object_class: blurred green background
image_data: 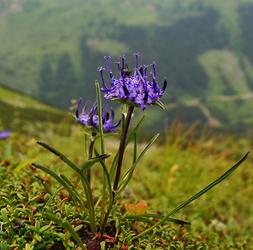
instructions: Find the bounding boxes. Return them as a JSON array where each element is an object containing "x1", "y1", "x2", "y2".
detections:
[{"x1": 0, "y1": 0, "x2": 253, "y2": 131}]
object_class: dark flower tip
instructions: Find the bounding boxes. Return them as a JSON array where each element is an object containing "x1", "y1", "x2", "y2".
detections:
[
  {"x1": 99, "y1": 53, "x2": 166, "y2": 110},
  {"x1": 75, "y1": 98, "x2": 121, "y2": 133}
]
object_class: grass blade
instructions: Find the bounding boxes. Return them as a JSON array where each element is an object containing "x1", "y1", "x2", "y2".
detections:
[
  {"x1": 132, "y1": 152, "x2": 249, "y2": 239},
  {"x1": 38, "y1": 141, "x2": 109, "y2": 176},
  {"x1": 60, "y1": 174, "x2": 83, "y2": 203},
  {"x1": 32, "y1": 163, "x2": 83, "y2": 208},
  {"x1": 95, "y1": 80, "x2": 104, "y2": 154},
  {"x1": 80, "y1": 154, "x2": 110, "y2": 173},
  {"x1": 125, "y1": 214, "x2": 190, "y2": 225},
  {"x1": 133, "y1": 133, "x2": 137, "y2": 164},
  {"x1": 109, "y1": 113, "x2": 126, "y2": 180},
  {"x1": 118, "y1": 133, "x2": 160, "y2": 194},
  {"x1": 126, "y1": 115, "x2": 145, "y2": 145},
  {"x1": 36, "y1": 141, "x2": 102, "y2": 233},
  {"x1": 33, "y1": 175, "x2": 53, "y2": 195},
  {"x1": 46, "y1": 212, "x2": 85, "y2": 250},
  {"x1": 95, "y1": 80, "x2": 107, "y2": 228},
  {"x1": 94, "y1": 149, "x2": 113, "y2": 203},
  {"x1": 37, "y1": 141, "x2": 81, "y2": 174}
]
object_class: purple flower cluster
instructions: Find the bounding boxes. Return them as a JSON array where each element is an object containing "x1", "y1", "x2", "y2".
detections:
[
  {"x1": 75, "y1": 98, "x2": 121, "y2": 133},
  {"x1": 0, "y1": 130, "x2": 10, "y2": 139},
  {"x1": 99, "y1": 53, "x2": 167, "y2": 110}
]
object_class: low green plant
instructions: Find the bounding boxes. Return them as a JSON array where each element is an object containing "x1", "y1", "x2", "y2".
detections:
[{"x1": 33, "y1": 54, "x2": 249, "y2": 249}]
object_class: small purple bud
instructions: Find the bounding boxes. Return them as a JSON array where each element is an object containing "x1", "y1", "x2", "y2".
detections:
[
  {"x1": 137, "y1": 69, "x2": 145, "y2": 84},
  {"x1": 98, "y1": 67, "x2": 108, "y2": 90},
  {"x1": 152, "y1": 62, "x2": 157, "y2": 79},
  {"x1": 0, "y1": 130, "x2": 10, "y2": 139},
  {"x1": 152, "y1": 76, "x2": 158, "y2": 92},
  {"x1": 75, "y1": 98, "x2": 82, "y2": 118},
  {"x1": 143, "y1": 91, "x2": 149, "y2": 103},
  {"x1": 104, "y1": 56, "x2": 113, "y2": 78},
  {"x1": 121, "y1": 55, "x2": 125, "y2": 70},
  {"x1": 123, "y1": 84, "x2": 129, "y2": 96},
  {"x1": 115, "y1": 61, "x2": 121, "y2": 72},
  {"x1": 139, "y1": 66, "x2": 144, "y2": 77},
  {"x1": 143, "y1": 65, "x2": 148, "y2": 79},
  {"x1": 134, "y1": 52, "x2": 140, "y2": 68},
  {"x1": 162, "y1": 79, "x2": 167, "y2": 91}
]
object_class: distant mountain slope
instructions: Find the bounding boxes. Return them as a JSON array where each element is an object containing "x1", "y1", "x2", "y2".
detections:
[
  {"x1": 0, "y1": 84, "x2": 62, "y2": 130},
  {"x1": 0, "y1": 0, "x2": 253, "y2": 129}
]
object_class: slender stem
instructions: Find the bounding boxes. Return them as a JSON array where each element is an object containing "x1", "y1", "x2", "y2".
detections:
[
  {"x1": 80, "y1": 178, "x2": 96, "y2": 233},
  {"x1": 87, "y1": 132, "x2": 96, "y2": 183},
  {"x1": 96, "y1": 82, "x2": 107, "y2": 229},
  {"x1": 113, "y1": 106, "x2": 134, "y2": 195},
  {"x1": 100, "y1": 105, "x2": 134, "y2": 232}
]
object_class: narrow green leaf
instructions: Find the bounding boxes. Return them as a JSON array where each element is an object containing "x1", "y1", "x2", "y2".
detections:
[
  {"x1": 94, "y1": 149, "x2": 113, "y2": 203},
  {"x1": 34, "y1": 175, "x2": 53, "y2": 195},
  {"x1": 43, "y1": 187, "x2": 62, "y2": 213},
  {"x1": 95, "y1": 80, "x2": 104, "y2": 154},
  {"x1": 46, "y1": 213, "x2": 85, "y2": 250},
  {"x1": 32, "y1": 163, "x2": 83, "y2": 208},
  {"x1": 37, "y1": 141, "x2": 81, "y2": 174},
  {"x1": 80, "y1": 154, "x2": 111, "y2": 173},
  {"x1": 125, "y1": 214, "x2": 190, "y2": 225},
  {"x1": 126, "y1": 115, "x2": 145, "y2": 145},
  {"x1": 118, "y1": 133, "x2": 160, "y2": 193},
  {"x1": 39, "y1": 225, "x2": 51, "y2": 233},
  {"x1": 79, "y1": 177, "x2": 96, "y2": 233},
  {"x1": 133, "y1": 152, "x2": 249, "y2": 239},
  {"x1": 95, "y1": 80, "x2": 107, "y2": 229},
  {"x1": 60, "y1": 174, "x2": 83, "y2": 202},
  {"x1": 38, "y1": 140, "x2": 109, "y2": 178},
  {"x1": 133, "y1": 133, "x2": 137, "y2": 164}
]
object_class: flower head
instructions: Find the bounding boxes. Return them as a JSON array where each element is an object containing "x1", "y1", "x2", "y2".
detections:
[
  {"x1": 99, "y1": 53, "x2": 167, "y2": 110},
  {"x1": 75, "y1": 98, "x2": 121, "y2": 133},
  {"x1": 0, "y1": 130, "x2": 10, "y2": 139}
]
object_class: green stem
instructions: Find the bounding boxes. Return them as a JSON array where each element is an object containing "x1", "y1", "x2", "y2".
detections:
[
  {"x1": 113, "y1": 106, "x2": 134, "y2": 195},
  {"x1": 87, "y1": 132, "x2": 96, "y2": 183},
  {"x1": 80, "y1": 178, "x2": 96, "y2": 233},
  {"x1": 100, "y1": 105, "x2": 134, "y2": 232}
]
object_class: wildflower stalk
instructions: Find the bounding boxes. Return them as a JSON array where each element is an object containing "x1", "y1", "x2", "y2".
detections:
[
  {"x1": 113, "y1": 105, "x2": 134, "y2": 196},
  {"x1": 87, "y1": 132, "x2": 96, "y2": 183},
  {"x1": 96, "y1": 81, "x2": 106, "y2": 230},
  {"x1": 100, "y1": 105, "x2": 134, "y2": 232}
]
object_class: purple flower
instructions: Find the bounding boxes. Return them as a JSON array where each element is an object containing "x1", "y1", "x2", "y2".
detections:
[
  {"x1": 75, "y1": 98, "x2": 121, "y2": 133},
  {"x1": 99, "y1": 53, "x2": 167, "y2": 110},
  {"x1": 0, "y1": 130, "x2": 10, "y2": 139}
]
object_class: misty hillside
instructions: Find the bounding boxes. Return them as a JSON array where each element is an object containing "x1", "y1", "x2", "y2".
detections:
[
  {"x1": 0, "y1": 0, "x2": 253, "y2": 129},
  {"x1": 0, "y1": 84, "x2": 62, "y2": 131}
]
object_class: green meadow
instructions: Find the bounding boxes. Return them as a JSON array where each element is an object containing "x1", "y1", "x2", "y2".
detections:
[{"x1": 0, "y1": 87, "x2": 252, "y2": 249}]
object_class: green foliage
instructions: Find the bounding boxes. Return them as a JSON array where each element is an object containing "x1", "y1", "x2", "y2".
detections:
[{"x1": 0, "y1": 123, "x2": 252, "y2": 248}]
